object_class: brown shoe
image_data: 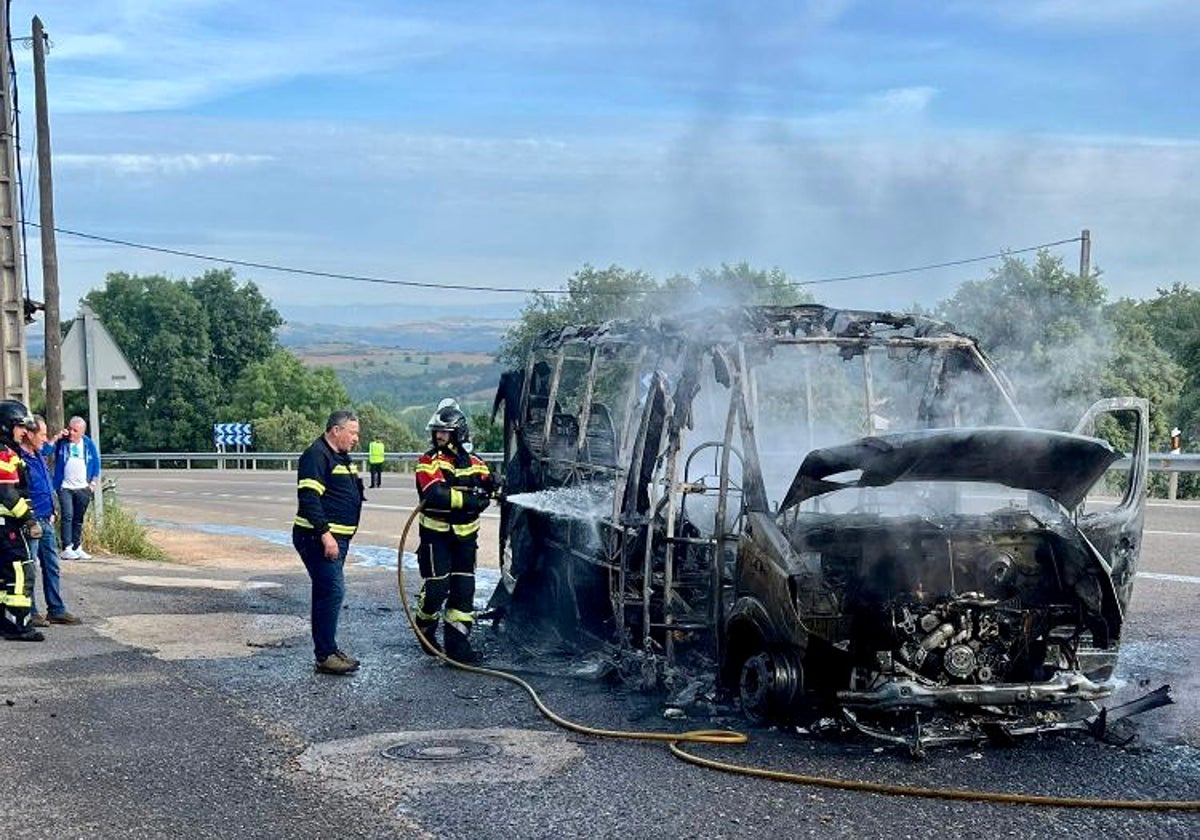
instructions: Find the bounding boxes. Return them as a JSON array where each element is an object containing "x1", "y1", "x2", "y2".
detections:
[
  {"x1": 315, "y1": 653, "x2": 357, "y2": 675},
  {"x1": 48, "y1": 613, "x2": 82, "y2": 625},
  {"x1": 335, "y1": 649, "x2": 360, "y2": 669},
  {"x1": 30, "y1": 614, "x2": 50, "y2": 628}
]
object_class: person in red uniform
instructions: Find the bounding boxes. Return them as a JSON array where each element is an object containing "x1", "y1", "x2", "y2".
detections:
[
  {"x1": 0, "y1": 400, "x2": 42, "y2": 642},
  {"x1": 413, "y1": 399, "x2": 496, "y2": 663}
]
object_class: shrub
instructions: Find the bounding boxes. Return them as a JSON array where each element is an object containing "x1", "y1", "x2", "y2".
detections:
[{"x1": 82, "y1": 496, "x2": 167, "y2": 562}]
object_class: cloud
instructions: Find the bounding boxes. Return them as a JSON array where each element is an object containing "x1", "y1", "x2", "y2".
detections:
[
  {"x1": 54, "y1": 152, "x2": 274, "y2": 176},
  {"x1": 23, "y1": 2, "x2": 437, "y2": 113},
  {"x1": 33, "y1": 108, "x2": 1200, "y2": 316}
]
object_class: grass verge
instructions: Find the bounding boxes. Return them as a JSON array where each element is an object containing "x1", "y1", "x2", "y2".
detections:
[{"x1": 82, "y1": 496, "x2": 168, "y2": 562}]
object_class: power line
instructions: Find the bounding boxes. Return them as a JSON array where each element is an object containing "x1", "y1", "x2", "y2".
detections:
[
  {"x1": 790, "y1": 237, "x2": 1081, "y2": 287},
  {"x1": 31, "y1": 221, "x2": 1082, "y2": 296}
]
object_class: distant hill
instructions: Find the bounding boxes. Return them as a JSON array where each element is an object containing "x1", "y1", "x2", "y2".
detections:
[
  {"x1": 290, "y1": 344, "x2": 507, "y2": 413},
  {"x1": 27, "y1": 314, "x2": 514, "y2": 361},
  {"x1": 279, "y1": 318, "x2": 512, "y2": 355},
  {"x1": 277, "y1": 301, "x2": 521, "y2": 327}
]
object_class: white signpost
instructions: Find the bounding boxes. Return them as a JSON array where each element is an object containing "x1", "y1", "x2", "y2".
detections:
[{"x1": 60, "y1": 304, "x2": 142, "y2": 525}]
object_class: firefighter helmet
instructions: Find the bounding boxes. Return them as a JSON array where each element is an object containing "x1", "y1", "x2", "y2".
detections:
[
  {"x1": 427, "y1": 401, "x2": 471, "y2": 449},
  {"x1": 0, "y1": 400, "x2": 36, "y2": 444}
]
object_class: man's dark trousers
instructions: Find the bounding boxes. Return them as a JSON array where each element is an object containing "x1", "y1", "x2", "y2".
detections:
[
  {"x1": 59, "y1": 487, "x2": 91, "y2": 550},
  {"x1": 292, "y1": 529, "x2": 350, "y2": 660}
]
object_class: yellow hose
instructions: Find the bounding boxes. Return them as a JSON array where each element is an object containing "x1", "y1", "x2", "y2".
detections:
[{"x1": 395, "y1": 504, "x2": 1200, "y2": 811}]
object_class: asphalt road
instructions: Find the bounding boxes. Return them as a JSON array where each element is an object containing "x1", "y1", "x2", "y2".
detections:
[{"x1": 2, "y1": 469, "x2": 1197, "y2": 839}]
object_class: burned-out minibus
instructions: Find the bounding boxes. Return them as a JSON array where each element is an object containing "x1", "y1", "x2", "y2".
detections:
[{"x1": 490, "y1": 304, "x2": 1162, "y2": 752}]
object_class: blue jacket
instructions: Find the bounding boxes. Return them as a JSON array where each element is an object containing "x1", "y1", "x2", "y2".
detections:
[
  {"x1": 21, "y1": 444, "x2": 55, "y2": 519},
  {"x1": 52, "y1": 434, "x2": 101, "y2": 490}
]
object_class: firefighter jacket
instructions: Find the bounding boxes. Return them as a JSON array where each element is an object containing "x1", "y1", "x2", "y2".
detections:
[
  {"x1": 294, "y1": 435, "x2": 364, "y2": 538},
  {"x1": 415, "y1": 444, "x2": 493, "y2": 539},
  {"x1": 0, "y1": 441, "x2": 32, "y2": 533}
]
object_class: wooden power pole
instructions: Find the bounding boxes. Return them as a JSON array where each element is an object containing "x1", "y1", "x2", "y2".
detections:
[
  {"x1": 1079, "y1": 228, "x2": 1091, "y2": 279},
  {"x1": 33, "y1": 15, "x2": 62, "y2": 430},
  {"x1": 0, "y1": 0, "x2": 29, "y2": 404}
]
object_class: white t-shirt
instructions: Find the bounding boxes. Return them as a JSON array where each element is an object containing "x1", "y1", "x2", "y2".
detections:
[{"x1": 62, "y1": 441, "x2": 90, "y2": 489}]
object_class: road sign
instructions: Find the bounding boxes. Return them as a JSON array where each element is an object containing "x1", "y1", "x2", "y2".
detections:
[
  {"x1": 59, "y1": 305, "x2": 142, "y2": 528},
  {"x1": 60, "y1": 306, "x2": 142, "y2": 390},
  {"x1": 214, "y1": 423, "x2": 253, "y2": 447}
]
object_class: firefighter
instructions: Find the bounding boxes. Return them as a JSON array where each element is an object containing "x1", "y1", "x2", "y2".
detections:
[
  {"x1": 293, "y1": 409, "x2": 365, "y2": 674},
  {"x1": 413, "y1": 399, "x2": 495, "y2": 663},
  {"x1": 0, "y1": 400, "x2": 43, "y2": 642}
]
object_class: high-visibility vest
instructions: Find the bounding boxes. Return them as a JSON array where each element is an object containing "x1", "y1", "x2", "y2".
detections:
[{"x1": 368, "y1": 440, "x2": 386, "y2": 464}]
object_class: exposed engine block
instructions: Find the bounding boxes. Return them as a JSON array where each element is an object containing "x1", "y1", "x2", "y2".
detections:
[{"x1": 889, "y1": 593, "x2": 1021, "y2": 685}]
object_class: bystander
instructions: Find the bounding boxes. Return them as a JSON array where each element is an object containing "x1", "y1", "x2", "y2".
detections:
[{"x1": 21, "y1": 416, "x2": 81, "y2": 627}]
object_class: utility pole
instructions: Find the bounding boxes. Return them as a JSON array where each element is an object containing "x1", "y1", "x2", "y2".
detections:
[
  {"x1": 33, "y1": 15, "x2": 62, "y2": 431},
  {"x1": 1079, "y1": 228, "x2": 1091, "y2": 279},
  {"x1": 0, "y1": 0, "x2": 29, "y2": 403}
]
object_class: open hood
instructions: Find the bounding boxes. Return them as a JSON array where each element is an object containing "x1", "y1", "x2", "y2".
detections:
[{"x1": 779, "y1": 427, "x2": 1120, "y2": 512}]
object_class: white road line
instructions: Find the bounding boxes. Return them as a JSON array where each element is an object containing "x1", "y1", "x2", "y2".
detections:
[
  {"x1": 1137, "y1": 572, "x2": 1200, "y2": 585},
  {"x1": 1144, "y1": 530, "x2": 1200, "y2": 538}
]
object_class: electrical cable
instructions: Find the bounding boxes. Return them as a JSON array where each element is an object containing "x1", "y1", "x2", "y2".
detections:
[
  {"x1": 32, "y1": 220, "x2": 1082, "y2": 297},
  {"x1": 394, "y1": 503, "x2": 1200, "y2": 811},
  {"x1": 5, "y1": 0, "x2": 32, "y2": 301}
]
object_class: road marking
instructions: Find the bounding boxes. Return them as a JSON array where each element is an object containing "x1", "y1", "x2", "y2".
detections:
[
  {"x1": 1144, "y1": 529, "x2": 1200, "y2": 537},
  {"x1": 1137, "y1": 572, "x2": 1200, "y2": 585}
]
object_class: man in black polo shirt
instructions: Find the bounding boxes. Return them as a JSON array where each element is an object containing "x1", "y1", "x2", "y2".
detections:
[{"x1": 293, "y1": 410, "x2": 364, "y2": 675}]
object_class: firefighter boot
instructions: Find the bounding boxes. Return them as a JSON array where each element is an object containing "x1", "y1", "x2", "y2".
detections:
[
  {"x1": 415, "y1": 620, "x2": 441, "y2": 656},
  {"x1": 443, "y1": 620, "x2": 480, "y2": 665}
]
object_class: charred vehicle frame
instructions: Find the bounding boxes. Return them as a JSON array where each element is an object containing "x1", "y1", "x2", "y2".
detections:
[{"x1": 491, "y1": 304, "x2": 1164, "y2": 752}]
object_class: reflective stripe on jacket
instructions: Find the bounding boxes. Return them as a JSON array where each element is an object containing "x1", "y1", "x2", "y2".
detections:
[
  {"x1": 0, "y1": 445, "x2": 32, "y2": 522},
  {"x1": 415, "y1": 445, "x2": 492, "y2": 539},
  {"x1": 294, "y1": 436, "x2": 364, "y2": 537}
]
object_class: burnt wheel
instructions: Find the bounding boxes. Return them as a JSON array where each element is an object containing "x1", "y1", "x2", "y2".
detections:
[{"x1": 739, "y1": 650, "x2": 802, "y2": 725}]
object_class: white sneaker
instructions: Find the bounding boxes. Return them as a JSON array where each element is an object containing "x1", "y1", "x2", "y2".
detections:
[
  {"x1": 60, "y1": 546, "x2": 78, "y2": 560},
  {"x1": 74, "y1": 546, "x2": 92, "y2": 560}
]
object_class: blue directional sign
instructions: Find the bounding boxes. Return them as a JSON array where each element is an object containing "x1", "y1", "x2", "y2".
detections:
[{"x1": 214, "y1": 423, "x2": 253, "y2": 447}]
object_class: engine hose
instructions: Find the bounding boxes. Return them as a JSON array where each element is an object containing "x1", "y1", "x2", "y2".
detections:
[{"x1": 394, "y1": 505, "x2": 1200, "y2": 812}]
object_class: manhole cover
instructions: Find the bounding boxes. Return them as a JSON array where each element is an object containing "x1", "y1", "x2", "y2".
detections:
[{"x1": 381, "y1": 739, "x2": 502, "y2": 763}]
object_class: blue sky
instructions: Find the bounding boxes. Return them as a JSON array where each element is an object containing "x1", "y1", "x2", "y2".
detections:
[{"x1": 12, "y1": 0, "x2": 1200, "y2": 322}]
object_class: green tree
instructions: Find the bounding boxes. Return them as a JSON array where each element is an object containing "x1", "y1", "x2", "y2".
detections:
[
  {"x1": 227, "y1": 349, "x2": 349, "y2": 425},
  {"x1": 355, "y1": 401, "x2": 423, "y2": 453},
  {"x1": 937, "y1": 251, "x2": 1113, "y2": 428},
  {"x1": 498, "y1": 264, "x2": 660, "y2": 366},
  {"x1": 1103, "y1": 300, "x2": 1186, "y2": 449},
  {"x1": 191, "y1": 269, "x2": 283, "y2": 389},
  {"x1": 77, "y1": 270, "x2": 285, "y2": 451},
  {"x1": 252, "y1": 407, "x2": 323, "y2": 451},
  {"x1": 683, "y1": 261, "x2": 812, "y2": 307},
  {"x1": 1119, "y1": 284, "x2": 1200, "y2": 448},
  {"x1": 470, "y1": 411, "x2": 503, "y2": 453},
  {"x1": 498, "y1": 262, "x2": 810, "y2": 367},
  {"x1": 83, "y1": 274, "x2": 220, "y2": 451}
]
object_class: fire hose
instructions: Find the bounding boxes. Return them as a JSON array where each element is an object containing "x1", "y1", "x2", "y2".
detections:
[{"x1": 395, "y1": 504, "x2": 1200, "y2": 811}]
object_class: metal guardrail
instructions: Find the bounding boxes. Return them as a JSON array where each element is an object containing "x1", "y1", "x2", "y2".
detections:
[
  {"x1": 100, "y1": 451, "x2": 1199, "y2": 500},
  {"x1": 100, "y1": 451, "x2": 1200, "y2": 471},
  {"x1": 1148, "y1": 453, "x2": 1200, "y2": 472},
  {"x1": 101, "y1": 451, "x2": 505, "y2": 471}
]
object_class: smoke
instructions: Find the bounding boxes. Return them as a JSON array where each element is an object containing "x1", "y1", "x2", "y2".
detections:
[{"x1": 991, "y1": 322, "x2": 1118, "y2": 432}]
